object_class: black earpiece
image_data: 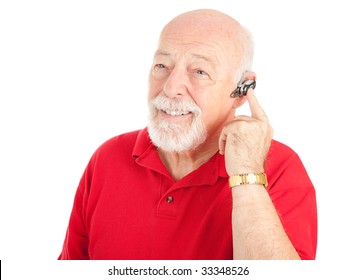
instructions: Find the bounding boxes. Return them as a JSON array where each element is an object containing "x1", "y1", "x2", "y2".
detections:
[{"x1": 230, "y1": 79, "x2": 256, "y2": 98}]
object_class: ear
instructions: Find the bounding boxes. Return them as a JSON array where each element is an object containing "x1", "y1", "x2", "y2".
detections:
[
  {"x1": 232, "y1": 71, "x2": 257, "y2": 109},
  {"x1": 242, "y1": 71, "x2": 257, "y2": 82}
]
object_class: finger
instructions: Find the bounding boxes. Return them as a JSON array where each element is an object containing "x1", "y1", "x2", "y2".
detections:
[
  {"x1": 219, "y1": 116, "x2": 253, "y2": 154},
  {"x1": 246, "y1": 89, "x2": 268, "y2": 121},
  {"x1": 233, "y1": 115, "x2": 253, "y2": 122},
  {"x1": 218, "y1": 128, "x2": 228, "y2": 155}
]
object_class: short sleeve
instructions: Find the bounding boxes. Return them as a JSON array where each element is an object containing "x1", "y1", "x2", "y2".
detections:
[{"x1": 268, "y1": 149, "x2": 317, "y2": 260}]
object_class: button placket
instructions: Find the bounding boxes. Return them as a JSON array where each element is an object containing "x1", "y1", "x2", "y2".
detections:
[{"x1": 157, "y1": 189, "x2": 181, "y2": 218}]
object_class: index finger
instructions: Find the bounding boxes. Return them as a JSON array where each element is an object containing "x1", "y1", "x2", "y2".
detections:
[{"x1": 246, "y1": 88, "x2": 268, "y2": 121}]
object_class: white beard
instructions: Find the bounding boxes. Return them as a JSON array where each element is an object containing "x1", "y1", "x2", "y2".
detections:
[{"x1": 148, "y1": 95, "x2": 207, "y2": 152}]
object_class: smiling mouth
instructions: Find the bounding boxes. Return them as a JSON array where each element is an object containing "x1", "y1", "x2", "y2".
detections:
[{"x1": 162, "y1": 109, "x2": 192, "y2": 116}]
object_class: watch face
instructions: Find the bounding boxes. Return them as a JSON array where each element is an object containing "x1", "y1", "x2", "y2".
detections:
[{"x1": 247, "y1": 173, "x2": 258, "y2": 184}]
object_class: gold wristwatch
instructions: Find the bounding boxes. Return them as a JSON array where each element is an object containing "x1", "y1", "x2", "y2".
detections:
[{"x1": 228, "y1": 173, "x2": 268, "y2": 189}]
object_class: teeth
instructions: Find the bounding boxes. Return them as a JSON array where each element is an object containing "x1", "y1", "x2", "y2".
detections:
[{"x1": 163, "y1": 110, "x2": 190, "y2": 116}]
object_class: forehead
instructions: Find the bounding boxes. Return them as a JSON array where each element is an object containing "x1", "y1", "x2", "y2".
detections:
[
  {"x1": 156, "y1": 32, "x2": 226, "y2": 65},
  {"x1": 154, "y1": 46, "x2": 219, "y2": 67}
]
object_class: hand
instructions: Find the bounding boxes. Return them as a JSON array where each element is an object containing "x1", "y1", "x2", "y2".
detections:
[{"x1": 219, "y1": 89, "x2": 273, "y2": 176}]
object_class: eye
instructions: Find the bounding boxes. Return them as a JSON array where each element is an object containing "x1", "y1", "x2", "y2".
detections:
[
  {"x1": 196, "y1": 69, "x2": 208, "y2": 75},
  {"x1": 151, "y1": 63, "x2": 169, "y2": 78},
  {"x1": 153, "y1": 64, "x2": 166, "y2": 71},
  {"x1": 193, "y1": 69, "x2": 210, "y2": 80}
]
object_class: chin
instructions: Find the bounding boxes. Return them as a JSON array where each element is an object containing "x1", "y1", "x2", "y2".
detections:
[{"x1": 148, "y1": 119, "x2": 207, "y2": 153}]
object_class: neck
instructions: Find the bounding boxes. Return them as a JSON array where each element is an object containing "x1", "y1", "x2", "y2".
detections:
[{"x1": 157, "y1": 134, "x2": 220, "y2": 181}]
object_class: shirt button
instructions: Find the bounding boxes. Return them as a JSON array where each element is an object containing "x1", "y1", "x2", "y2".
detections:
[{"x1": 166, "y1": 196, "x2": 174, "y2": 203}]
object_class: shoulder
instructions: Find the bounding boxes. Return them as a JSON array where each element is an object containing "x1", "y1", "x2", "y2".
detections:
[
  {"x1": 96, "y1": 129, "x2": 142, "y2": 154},
  {"x1": 269, "y1": 139, "x2": 297, "y2": 156},
  {"x1": 268, "y1": 139, "x2": 300, "y2": 167},
  {"x1": 85, "y1": 129, "x2": 144, "y2": 166},
  {"x1": 267, "y1": 139, "x2": 312, "y2": 191}
]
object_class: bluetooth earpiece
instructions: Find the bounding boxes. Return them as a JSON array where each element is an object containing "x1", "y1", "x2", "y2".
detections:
[{"x1": 230, "y1": 79, "x2": 256, "y2": 98}]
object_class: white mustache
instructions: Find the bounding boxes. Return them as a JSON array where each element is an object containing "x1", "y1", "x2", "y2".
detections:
[{"x1": 150, "y1": 95, "x2": 202, "y2": 116}]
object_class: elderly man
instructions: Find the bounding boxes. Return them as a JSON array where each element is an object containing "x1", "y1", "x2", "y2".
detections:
[{"x1": 59, "y1": 9, "x2": 317, "y2": 260}]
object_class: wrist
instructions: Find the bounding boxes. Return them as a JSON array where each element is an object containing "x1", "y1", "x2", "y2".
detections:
[
  {"x1": 227, "y1": 164, "x2": 265, "y2": 176},
  {"x1": 228, "y1": 173, "x2": 268, "y2": 189}
]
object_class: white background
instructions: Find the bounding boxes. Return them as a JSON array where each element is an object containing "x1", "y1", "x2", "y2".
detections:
[{"x1": 1, "y1": 0, "x2": 355, "y2": 279}]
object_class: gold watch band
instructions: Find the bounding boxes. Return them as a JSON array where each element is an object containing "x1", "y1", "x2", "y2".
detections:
[{"x1": 229, "y1": 173, "x2": 268, "y2": 189}]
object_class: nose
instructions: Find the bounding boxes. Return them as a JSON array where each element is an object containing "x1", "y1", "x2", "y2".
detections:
[{"x1": 163, "y1": 66, "x2": 188, "y2": 99}]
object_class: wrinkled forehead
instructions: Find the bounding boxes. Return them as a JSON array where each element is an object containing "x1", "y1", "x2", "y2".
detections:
[{"x1": 157, "y1": 32, "x2": 225, "y2": 61}]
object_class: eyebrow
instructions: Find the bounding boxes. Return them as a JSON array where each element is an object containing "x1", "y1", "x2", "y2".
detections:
[
  {"x1": 154, "y1": 50, "x2": 170, "y2": 57},
  {"x1": 154, "y1": 50, "x2": 216, "y2": 64},
  {"x1": 191, "y1": 53, "x2": 216, "y2": 64}
]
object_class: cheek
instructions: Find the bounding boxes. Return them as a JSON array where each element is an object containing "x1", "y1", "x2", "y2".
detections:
[
  {"x1": 198, "y1": 99, "x2": 220, "y2": 122},
  {"x1": 198, "y1": 92, "x2": 232, "y2": 113},
  {"x1": 199, "y1": 95, "x2": 235, "y2": 126},
  {"x1": 148, "y1": 75, "x2": 163, "y2": 100}
]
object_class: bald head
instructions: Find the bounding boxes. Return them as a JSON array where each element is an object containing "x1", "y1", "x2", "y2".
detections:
[
  {"x1": 163, "y1": 9, "x2": 241, "y2": 35},
  {"x1": 159, "y1": 9, "x2": 254, "y2": 77}
]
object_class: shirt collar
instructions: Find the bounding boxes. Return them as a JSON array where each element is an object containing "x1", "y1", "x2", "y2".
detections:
[
  {"x1": 132, "y1": 128, "x2": 229, "y2": 184},
  {"x1": 132, "y1": 127, "x2": 152, "y2": 158}
]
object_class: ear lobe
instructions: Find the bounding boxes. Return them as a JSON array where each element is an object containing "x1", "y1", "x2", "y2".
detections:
[{"x1": 232, "y1": 95, "x2": 248, "y2": 109}]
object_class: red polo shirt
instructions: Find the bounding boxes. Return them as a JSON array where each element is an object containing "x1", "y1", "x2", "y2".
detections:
[{"x1": 58, "y1": 128, "x2": 317, "y2": 260}]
